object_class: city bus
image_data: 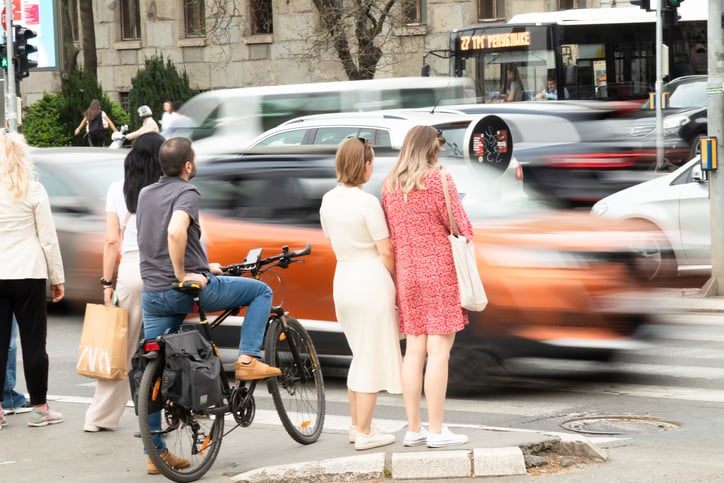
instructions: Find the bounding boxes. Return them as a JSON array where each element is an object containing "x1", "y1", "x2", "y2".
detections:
[{"x1": 445, "y1": 1, "x2": 706, "y2": 103}]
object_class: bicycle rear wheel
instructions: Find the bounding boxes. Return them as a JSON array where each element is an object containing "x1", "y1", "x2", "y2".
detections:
[
  {"x1": 138, "y1": 357, "x2": 224, "y2": 482},
  {"x1": 265, "y1": 316, "x2": 325, "y2": 444}
]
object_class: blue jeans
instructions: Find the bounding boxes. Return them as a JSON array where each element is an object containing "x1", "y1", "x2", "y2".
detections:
[
  {"x1": 3, "y1": 316, "x2": 28, "y2": 410},
  {"x1": 141, "y1": 274, "x2": 272, "y2": 451}
]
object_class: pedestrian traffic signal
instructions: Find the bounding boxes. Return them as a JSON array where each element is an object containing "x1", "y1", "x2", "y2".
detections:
[
  {"x1": 14, "y1": 25, "x2": 38, "y2": 81},
  {"x1": 666, "y1": 0, "x2": 684, "y2": 6}
]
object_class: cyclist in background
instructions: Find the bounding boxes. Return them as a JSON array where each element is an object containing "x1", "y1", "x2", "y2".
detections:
[{"x1": 135, "y1": 137, "x2": 280, "y2": 474}]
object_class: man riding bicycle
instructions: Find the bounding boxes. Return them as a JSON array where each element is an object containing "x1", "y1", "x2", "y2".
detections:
[{"x1": 136, "y1": 137, "x2": 280, "y2": 474}]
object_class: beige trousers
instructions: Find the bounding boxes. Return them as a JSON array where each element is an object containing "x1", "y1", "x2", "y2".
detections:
[{"x1": 84, "y1": 251, "x2": 143, "y2": 429}]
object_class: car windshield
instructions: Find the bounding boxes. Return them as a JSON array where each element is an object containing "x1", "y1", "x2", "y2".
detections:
[
  {"x1": 640, "y1": 79, "x2": 706, "y2": 110},
  {"x1": 35, "y1": 158, "x2": 123, "y2": 203}
]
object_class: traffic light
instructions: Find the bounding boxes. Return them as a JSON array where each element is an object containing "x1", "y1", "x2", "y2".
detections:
[
  {"x1": 662, "y1": 0, "x2": 684, "y2": 27},
  {"x1": 14, "y1": 25, "x2": 38, "y2": 81},
  {"x1": 0, "y1": 43, "x2": 7, "y2": 69}
]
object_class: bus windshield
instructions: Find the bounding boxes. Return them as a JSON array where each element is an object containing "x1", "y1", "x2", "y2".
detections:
[{"x1": 452, "y1": 25, "x2": 554, "y2": 103}]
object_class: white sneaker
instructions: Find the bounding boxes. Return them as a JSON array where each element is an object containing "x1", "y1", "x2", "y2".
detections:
[
  {"x1": 349, "y1": 422, "x2": 385, "y2": 444},
  {"x1": 84, "y1": 423, "x2": 101, "y2": 432},
  {"x1": 354, "y1": 429, "x2": 395, "y2": 451},
  {"x1": 426, "y1": 425, "x2": 468, "y2": 448},
  {"x1": 403, "y1": 426, "x2": 429, "y2": 446}
]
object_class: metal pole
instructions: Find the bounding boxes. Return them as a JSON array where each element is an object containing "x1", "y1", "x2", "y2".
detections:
[
  {"x1": 4, "y1": 0, "x2": 15, "y2": 132},
  {"x1": 706, "y1": 0, "x2": 724, "y2": 295},
  {"x1": 655, "y1": 1, "x2": 664, "y2": 170}
]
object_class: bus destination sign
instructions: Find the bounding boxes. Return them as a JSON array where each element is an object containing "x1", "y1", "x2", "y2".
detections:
[{"x1": 458, "y1": 31, "x2": 531, "y2": 51}]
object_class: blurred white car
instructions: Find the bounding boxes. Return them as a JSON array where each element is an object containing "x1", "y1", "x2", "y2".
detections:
[
  {"x1": 246, "y1": 109, "x2": 528, "y2": 203},
  {"x1": 591, "y1": 156, "x2": 710, "y2": 281}
]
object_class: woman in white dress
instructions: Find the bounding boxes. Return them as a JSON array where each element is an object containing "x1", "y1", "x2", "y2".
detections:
[{"x1": 319, "y1": 137, "x2": 402, "y2": 451}]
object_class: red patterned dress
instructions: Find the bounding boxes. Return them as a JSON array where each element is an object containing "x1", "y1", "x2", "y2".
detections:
[{"x1": 382, "y1": 168, "x2": 472, "y2": 336}]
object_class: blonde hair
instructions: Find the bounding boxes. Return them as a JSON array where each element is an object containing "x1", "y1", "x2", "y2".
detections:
[
  {"x1": 0, "y1": 131, "x2": 32, "y2": 200},
  {"x1": 383, "y1": 125, "x2": 445, "y2": 196},
  {"x1": 336, "y1": 137, "x2": 374, "y2": 185}
]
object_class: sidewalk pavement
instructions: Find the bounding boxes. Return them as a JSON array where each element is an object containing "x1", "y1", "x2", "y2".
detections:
[
  {"x1": 3, "y1": 290, "x2": 718, "y2": 482},
  {"x1": 0, "y1": 396, "x2": 607, "y2": 482}
]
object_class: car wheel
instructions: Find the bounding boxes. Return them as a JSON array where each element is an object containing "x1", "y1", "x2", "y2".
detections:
[
  {"x1": 446, "y1": 346, "x2": 503, "y2": 395},
  {"x1": 628, "y1": 222, "x2": 676, "y2": 283}
]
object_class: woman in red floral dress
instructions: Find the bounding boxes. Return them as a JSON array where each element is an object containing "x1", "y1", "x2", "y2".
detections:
[{"x1": 382, "y1": 125, "x2": 472, "y2": 448}]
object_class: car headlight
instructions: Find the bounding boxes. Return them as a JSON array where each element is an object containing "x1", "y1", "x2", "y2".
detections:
[
  {"x1": 591, "y1": 201, "x2": 608, "y2": 216},
  {"x1": 663, "y1": 115, "x2": 690, "y2": 134}
]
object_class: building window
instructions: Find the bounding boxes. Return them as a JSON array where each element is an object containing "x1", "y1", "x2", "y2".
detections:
[
  {"x1": 120, "y1": 92, "x2": 130, "y2": 113},
  {"x1": 402, "y1": 0, "x2": 422, "y2": 24},
  {"x1": 251, "y1": 0, "x2": 273, "y2": 35},
  {"x1": 120, "y1": 0, "x2": 141, "y2": 40},
  {"x1": 478, "y1": 0, "x2": 505, "y2": 20},
  {"x1": 185, "y1": 0, "x2": 206, "y2": 37},
  {"x1": 559, "y1": 0, "x2": 576, "y2": 8}
]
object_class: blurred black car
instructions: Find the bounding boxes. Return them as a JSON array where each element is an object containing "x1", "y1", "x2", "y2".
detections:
[{"x1": 623, "y1": 75, "x2": 707, "y2": 164}]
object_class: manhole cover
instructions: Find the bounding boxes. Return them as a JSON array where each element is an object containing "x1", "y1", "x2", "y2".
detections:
[{"x1": 561, "y1": 415, "x2": 680, "y2": 435}]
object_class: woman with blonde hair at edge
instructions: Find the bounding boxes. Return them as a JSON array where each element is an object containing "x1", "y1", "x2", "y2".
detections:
[
  {"x1": 320, "y1": 137, "x2": 402, "y2": 450},
  {"x1": 382, "y1": 126, "x2": 472, "y2": 448}
]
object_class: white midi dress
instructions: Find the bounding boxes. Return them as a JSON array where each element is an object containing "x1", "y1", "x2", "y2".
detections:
[{"x1": 320, "y1": 185, "x2": 402, "y2": 394}]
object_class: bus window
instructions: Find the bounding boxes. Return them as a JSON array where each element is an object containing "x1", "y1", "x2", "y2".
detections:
[{"x1": 446, "y1": 2, "x2": 707, "y2": 102}]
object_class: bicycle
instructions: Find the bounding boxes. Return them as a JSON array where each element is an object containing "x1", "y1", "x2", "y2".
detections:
[{"x1": 135, "y1": 243, "x2": 325, "y2": 482}]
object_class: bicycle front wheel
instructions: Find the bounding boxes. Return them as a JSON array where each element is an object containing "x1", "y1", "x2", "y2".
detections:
[
  {"x1": 265, "y1": 316, "x2": 325, "y2": 444},
  {"x1": 138, "y1": 357, "x2": 224, "y2": 482}
]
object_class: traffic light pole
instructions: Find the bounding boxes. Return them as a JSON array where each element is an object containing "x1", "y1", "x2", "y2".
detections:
[
  {"x1": 655, "y1": 1, "x2": 664, "y2": 170},
  {"x1": 705, "y1": 0, "x2": 724, "y2": 295},
  {"x1": 3, "y1": 0, "x2": 16, "y2": 132}
]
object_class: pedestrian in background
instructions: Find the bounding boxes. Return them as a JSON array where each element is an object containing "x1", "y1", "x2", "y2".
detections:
[
  {"x1": 160, "y1": 101, "x2": 173, "y2": 132},
  {"x1": 382, "y1": 126, "x2": 470, "y2": 448},
  {"x1": 84, "y1": 132, "x2": 164, "y2": 432},
  {"x1": 74, "y1": 99, "x2": 118, "y2": 146},
  {"x1": 3, "y1": 315, "x2": 32, "y2": 416},
  {"x1": 320, "y1": 137, "x2": 402, "y2": 451},
  {"x1": 0, "y1": 131, "x2": 65, "y2": 429},
  {"x1": 125, "y1": 105, "x2": 160, "y2": 142}
]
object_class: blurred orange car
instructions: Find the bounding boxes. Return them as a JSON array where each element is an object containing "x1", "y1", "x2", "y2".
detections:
[{"x1": 193, "y1": 148, "x2": 658, "y2": 384}]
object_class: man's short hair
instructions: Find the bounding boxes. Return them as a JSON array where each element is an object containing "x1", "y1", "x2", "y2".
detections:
[{"x1": 159, "y1": 137, "x2": 194, "y2": 176}]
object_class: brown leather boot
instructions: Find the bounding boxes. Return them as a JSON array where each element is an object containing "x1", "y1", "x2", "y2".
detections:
[{"x1": 147, "y1": 449, "x2": 191, "y2": 475}]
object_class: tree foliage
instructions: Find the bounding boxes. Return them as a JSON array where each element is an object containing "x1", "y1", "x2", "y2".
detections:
[
  {"x1": 311, "y1": 0, "x2": 397, "y2": 80},
  {"x1": 22, "y1": 69, "x2": 128, "y2": 147},
  {"x1": 22, "y1": 93, "x2": 71, "y2": 147},
  {"x1": 127, "y1": 54, "x2": 200, "y2": 130}
]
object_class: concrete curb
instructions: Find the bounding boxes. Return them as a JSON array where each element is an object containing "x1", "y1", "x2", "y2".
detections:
[{"x1": 230, "y1": 430, "x2": 604, "y2": 482}]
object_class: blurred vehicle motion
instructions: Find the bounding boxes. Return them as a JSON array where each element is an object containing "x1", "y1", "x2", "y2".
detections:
[
  {"x1": 191, "y1": 145, "x2": 660, "y2": 387},
  {"x1": 245, "y1": 109, "x2": 525, "y2": 196},
  {"x1": 592, "y1": 155, "x2": 710, "y2": 283},
  {"x1": 622, "y1": 75, "x2": 707, "y2": 164},
  {"x1": 31, "y1": 148, "x2": 125, "y2": 306},
  {"x1": 178, "y1": 77, "x2": 476, "y2": 155},
  {"x1": 452, "y1": 100, "x2": 665, "y2": 208}
]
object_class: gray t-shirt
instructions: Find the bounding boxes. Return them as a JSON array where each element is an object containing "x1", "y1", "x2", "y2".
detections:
[{"x1": 137, "y1": 176, "x2": 208, "y2": 292}]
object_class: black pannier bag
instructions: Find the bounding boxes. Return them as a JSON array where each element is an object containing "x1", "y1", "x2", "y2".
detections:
[{"x1": 160, "y1": 329, "x2": 223, "y2": 411}]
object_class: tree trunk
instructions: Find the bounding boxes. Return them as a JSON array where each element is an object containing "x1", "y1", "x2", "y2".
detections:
[
  {"x1": 59, "y1": 0, "x2": 79, "y2": 76},
  {"x1": 79, "y1": 0, "x2": 97, "y2": 76}
]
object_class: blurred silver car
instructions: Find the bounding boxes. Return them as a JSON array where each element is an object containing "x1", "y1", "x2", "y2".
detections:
[
  {"x1": 31, "y1": 148, "x2": 125, "y2": 307},
  {"x1": 591, "y1": 155, "x2": 709, "y2": 281}
]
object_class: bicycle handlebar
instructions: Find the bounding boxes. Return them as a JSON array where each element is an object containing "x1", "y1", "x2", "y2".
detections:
[{"x1": 220, "y1": 243, "x2": 312, "y2": 277}]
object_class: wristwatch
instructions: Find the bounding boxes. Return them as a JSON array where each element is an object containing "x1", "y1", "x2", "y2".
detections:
[{"x1": 100, "y1": 277, "x2": 113, "y2": 287}]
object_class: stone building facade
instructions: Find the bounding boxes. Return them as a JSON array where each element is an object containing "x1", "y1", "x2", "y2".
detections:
[{"x1": 20, "y1": 0, "x2": 601, "y2": 107}]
